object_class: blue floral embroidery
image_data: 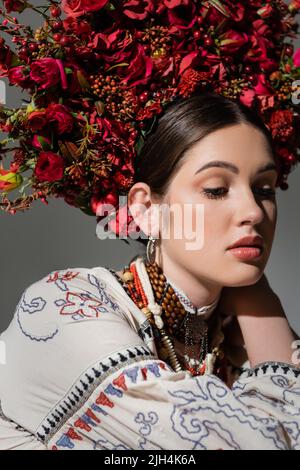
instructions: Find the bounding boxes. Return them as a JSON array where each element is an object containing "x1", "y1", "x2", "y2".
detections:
[
  {"x1": 135, "y1": 411, "x2": 160, "y2": 450},
  {"x1": 16, "y1": 290, "x2": 59, "y2": 342}
]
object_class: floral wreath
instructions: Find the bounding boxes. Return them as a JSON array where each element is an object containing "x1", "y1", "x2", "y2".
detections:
[{"x1": 0, "y1": 0, "x2": 300, "y2": 239}]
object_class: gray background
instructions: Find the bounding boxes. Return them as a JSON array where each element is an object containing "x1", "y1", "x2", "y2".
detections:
[{"x1": 0, "y1": 3, "x2": 299, "y2": 335}]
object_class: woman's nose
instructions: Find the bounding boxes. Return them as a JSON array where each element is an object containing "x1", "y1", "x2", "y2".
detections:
[{"x1": 235, "y1": 189, "x2": 265, "y2": 226}]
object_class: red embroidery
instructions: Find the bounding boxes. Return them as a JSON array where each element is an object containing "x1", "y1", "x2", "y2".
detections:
[
  {"x1": 47, "y1": 271, "x2": 79, "y2": 283},
  {"x1": 112, "y1": 373, "x2": 128, "y2": 392},
  {"x1": 59, "y1": 292, "x2": 102, "y2": 318},
  {"x1": 141, "y1": 367, "x2": 148, "y2": 380},
  {"x1": 74, "y1": 418, "x2": 91, "y2": 432},
  {"x1": 86, "y1": 408, "x2": 101, "y2": 424},
  {"x1": 95, "y1": 391, "x2": 114, "y2": 408},
  {"x1": 66, "y1": 427, "x2": 83, "y2": 441}
]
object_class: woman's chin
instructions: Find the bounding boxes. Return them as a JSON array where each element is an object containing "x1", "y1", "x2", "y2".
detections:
[{"x1": 223, "y1": 264, "x2": 264, "y2": 287}]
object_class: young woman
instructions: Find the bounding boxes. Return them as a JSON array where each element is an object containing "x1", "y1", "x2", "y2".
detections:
[{"x1": 0, "y1": 93, "x2": 299, "y2": 450}]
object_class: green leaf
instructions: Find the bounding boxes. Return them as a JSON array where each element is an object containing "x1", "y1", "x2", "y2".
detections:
[
  {"x1": 77, "y1": 71, "x2": 91, "y2": 90},
  {"x1": 37, "y1": 136, "x2": 51, "y2": 150},
  {"x1": 134, "y1": 134, "x2": 145, "y2": 155},
  {"x1": 64, "y1": 67, "x2": 73, "y2": 74},
  {"x1": 107, "y1": 62, "x2": 129, "y2": 72},
  {"x1": 207, "y1": 0, "x2": 230, "y2": 18}
]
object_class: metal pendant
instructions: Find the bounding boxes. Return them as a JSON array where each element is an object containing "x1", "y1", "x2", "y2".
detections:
[{"x1": 146, "y1": 235, "x2": 156, "y2": 264}]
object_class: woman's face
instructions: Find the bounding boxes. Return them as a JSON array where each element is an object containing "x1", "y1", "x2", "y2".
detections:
[{"x1": 157, "y1": 123, "x2": 278, "y2": 288}]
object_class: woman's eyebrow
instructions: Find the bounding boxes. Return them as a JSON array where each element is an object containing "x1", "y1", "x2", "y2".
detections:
[{"x1": 194, "y1": 160, "x2": 278, "y2": 176}]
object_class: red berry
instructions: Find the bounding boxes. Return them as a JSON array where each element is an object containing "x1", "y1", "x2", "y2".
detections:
[
  {"x1": 52, "y1": 20, "x2": 63, "y2": 30},
  {"x1": 19, "y1": 47, "x2": 28, "y2": 56},
  {"x1": 60, "y1": 36, "x2": 70, "y2": 46},
  {"x1": 50, "y1": 6, "x2": 61, "y2": 17},
  {"x1": 285, "y1": 45, "x2": 293, "y2": 57},
  {"x1": 204, "y1": 37, "x2": 213, "y2": 47},
  {"x1": 248, "y1": 74, "x2": 257, "y2": 84},
  {"x1": 29, "y1": 43, "x2": 38, "y2": 52},
  {"x1": 139, "y1": 91, "x2": 149, "y2": 104},
  {"x1": 53, "y1": 33, "x2": 61, "y2": 42},
  {"x1": 193, "y1": 31, "x2": 201, "y2": 40}
]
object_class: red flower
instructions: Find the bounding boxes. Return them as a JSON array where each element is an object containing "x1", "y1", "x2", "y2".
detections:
[
  {"x1": 269, "y1": 110, "x2": 294, "y2": 142},
  {"x1": 61, "y1": 0, "x2": 109, "y2": 18},
  {"x1": 123, "y1": 0, "x2": 155, "y2": 20},
  {"x1": 166, "y1": 0, "x2": 197, "y2": 29},
  {"x1": 27, "y1": 111, "x2": 48, "y2": 131},
  {"x1": 7, "y1": 66, "x2": 30, "y2": 87},
  {"x1": 91, "y1": 191, "x2": 118, "y2": 216},
  {"x1": 219, "y1": 30, "x2": 249, "y2": 54},
  {"x1": 30, "y1": 58, "x2": 62, "y2": 90},
  {"x1": 63, "y1": 17, "x2": 92, "y2": 37},
  {"x1": 164, "y1": 0, "x2": 190, "y2": 7},
  {"x1": 122, "y1": 44, "x2": 153, "y2": 87},
  {"x1": 32, "y1": 134, "x2": 51, "y2": 150},
  {"x1": 0, "y1": 43, "x2": 13, "y2": 79},
  {"x1": 34, "y1": 151, "x2": 65, "y2": 182},
  {"x1": 46, "y1": 103, "x2": 74, "y2": 134},
  {"x1": 3, "y1": 0, "x2": 26, "y2": 13}
]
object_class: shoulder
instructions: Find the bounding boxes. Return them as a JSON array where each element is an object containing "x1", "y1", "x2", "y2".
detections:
[
  {"x1": 0, "y1": 266, "x2": 154, "y2": 438},
  {"x1": 3, "y1": 264, "x2": 143, "y2": 356},
  {"x1": 19, "y1": 265, "x2": 125, "y2": 323}
]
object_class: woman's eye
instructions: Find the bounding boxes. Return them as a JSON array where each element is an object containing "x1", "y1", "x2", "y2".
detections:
[
  {"x1": 253, "y1": 187, "x2": 276, "y2": 198},
  {"x1": 201, "y1": 187, "x2": 276, "y2": 200},
  {"x1": 201, "y1": 187, "x2": 227, "y2": 199}
]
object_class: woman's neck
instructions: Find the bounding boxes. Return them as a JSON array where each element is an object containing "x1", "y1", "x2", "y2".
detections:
[{"x1": 153, "y1": 251, "x2": 222, "y2": 309}]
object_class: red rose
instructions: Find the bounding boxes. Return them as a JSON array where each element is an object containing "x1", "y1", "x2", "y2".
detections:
[
  {"x1": 34, "y1": 151, "x2": 65, "y2": 182},
  {"x1": 4, "y1": 0, "x2": 26, "y2": 13},
  {"x1": 63, "y1": 17, "x2": 92, "y2": 37},
  {"x1": 61, "y1": 0, "x2": 109, "y2": 18},
  {"x1": 93, "y1": 29, "x2": 132, "y2": 65},
  {"x1": 46, "y1": 103, "x2": 74, "y2": 134},
  {"x1": 27, "y1": 111, "x2": 48, "y2": 131},
  {"x1": 167, "y1": 1, "x2": 196, "y2": 29},
  {"x1": 123, "y1": 0, "x2": 155, "y2": 20},
  {"x1": 122, "y1": 44, "x2": 153, "y2": 87},
  {"x1": 30, "y1": 58, "x2": 62, "y2": 90},
  {"x1": 0, "y1": 44, "x2": 13, "y2": 79},
  {"x1": 7, "y1": 66, "x2": 29, "y2": 86}
]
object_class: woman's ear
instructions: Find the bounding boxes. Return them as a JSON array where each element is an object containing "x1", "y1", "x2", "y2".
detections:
[{"x1": 128, "y1": 183, "x2": 161, "y2": 238}]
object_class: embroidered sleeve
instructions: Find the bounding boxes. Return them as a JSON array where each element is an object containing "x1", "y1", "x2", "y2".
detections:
[{"x1": 46, "y1": 357, "x2": 300, "y2": 450}]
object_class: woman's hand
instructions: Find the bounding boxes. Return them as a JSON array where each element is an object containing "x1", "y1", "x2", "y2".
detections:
[
  {"x1": 217, "y1": 274, "x2": 299, "y2": 368},
  {"x1": 218, "y1": 273, "x2": 282, "y2": 319}
]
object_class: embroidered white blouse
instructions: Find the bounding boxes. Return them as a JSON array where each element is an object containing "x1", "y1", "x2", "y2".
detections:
[{"x1": 0, "y1": 255, "x2": 300, "y2": 450}]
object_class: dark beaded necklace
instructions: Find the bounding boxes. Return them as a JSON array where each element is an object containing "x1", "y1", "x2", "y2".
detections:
[{"x1": 106, "y1": 258, "x2": 225, "y2": 377}]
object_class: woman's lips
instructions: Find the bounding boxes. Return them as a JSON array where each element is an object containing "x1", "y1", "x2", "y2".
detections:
[{"x1": 228, "y1": 246, "x2": 263, "y2": 260}]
